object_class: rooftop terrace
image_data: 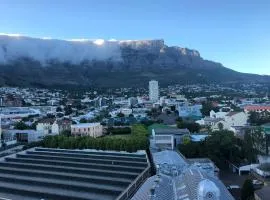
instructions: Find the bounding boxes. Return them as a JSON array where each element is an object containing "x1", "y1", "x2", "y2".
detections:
[{"x1": 0, "y1": 147, "x2": 150, "y2": 200}]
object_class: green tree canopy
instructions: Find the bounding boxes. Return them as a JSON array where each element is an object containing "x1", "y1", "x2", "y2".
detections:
[
  {"x1": 42, "y1": 124, "x2": 149, "y2": 153},
  {"x1": 179, "y1": 130, "x2": 246, "y2": 168},
  {"x1": 177, "y1": 121, "x2": 200, "y2": 133},
  {"x1": 56, "y1": 107, "x2": 62, "y2": 112},
  {"x1": 79, "y1": 118, "x2": 88, "y2": 123},
  {"x1": 117, "y1": 112, "x2": 125, "y2": 118},
  {"x1": 201, "y1": 101, "x2": 219, "y2": 116},
  {"x1": 14, "y1": 121, "x2": 29, "y2": 130},
  {"x1": 241, "y1": 179, "x2": 254, "y2": 200}
]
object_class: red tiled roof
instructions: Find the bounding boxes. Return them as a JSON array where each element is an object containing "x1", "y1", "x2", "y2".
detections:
[{"x1": 244, "y1": 105, "x2": 270, "y2": 111}]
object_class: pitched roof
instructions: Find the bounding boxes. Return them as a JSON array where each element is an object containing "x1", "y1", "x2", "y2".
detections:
[
  {"x1": 56, "y1": 119, "x2": 72, "y2": 126},
  {"x1": 132, "y1": 166, "x2": 234, "y2": 200},
  {"x1": 131, "y1": 175, "x2": 174, "y2": 200},
  {"x1": 244, "y1": 105, "x2": 270, "y2": 111},
  {"x1": 175, "y1": 167, "x2": 234, "y2": 200},
  {"x1": 153, "y1": 150, "x2": 187, "y2": 166},
  {"x1": 226, "y1": 112, "x2": 241, "y2": 117},
  {"x1": 38, "y1": 118, "x2": 56, "y2": 124},
  {"x1": 131, "y1": 150, "x2": 233, "y2": 200}
]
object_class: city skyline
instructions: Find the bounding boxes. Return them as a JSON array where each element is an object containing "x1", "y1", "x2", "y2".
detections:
[{"x1": 0, "y1": 0, "x2": 269, "y2": 75}]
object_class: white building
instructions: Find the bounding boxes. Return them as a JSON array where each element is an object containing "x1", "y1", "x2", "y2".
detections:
[
  {"x1": 36, "y1": 119, "x2": 59, "y2": 136},
  {"x1": 149, "y1": 80, "x2": 159, "y2": 102},
  {"x1": 178, "y1": 103, "x2": 202, "y2": 119},
  {"x1": 223, "y1": 112, "x2": 248, "y2": 127},
  {"x1": 197, "y1": 111, "x2": 248, "y2": 131},
  {"x1": 71, "y1": 123, "x2": 103, "y2": 137},
  {"x1": 120, "y1": 108, "x2": 133, "y2": 116},
  {"x1": 4, "y1": 129, "x2": 43, "y2": 143},
  {"x1": 151, "y1": 128, "x2": 190, "y2": 150},
  {"x1": 210, "y1": 110, "x2": 228, "y2": 119}
]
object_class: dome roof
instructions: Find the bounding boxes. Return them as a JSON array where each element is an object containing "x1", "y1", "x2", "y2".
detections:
[{"x1": 198, "y1": 179, "x2": 220, "y2": 200}]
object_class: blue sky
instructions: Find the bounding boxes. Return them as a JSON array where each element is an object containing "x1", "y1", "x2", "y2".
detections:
[{"x1": 0, "y1": 0, "x2": 269, "y2": 75}]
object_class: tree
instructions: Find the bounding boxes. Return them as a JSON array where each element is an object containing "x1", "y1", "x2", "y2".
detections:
[
  {"x1": 177, "y1": 121, "x2": 200, "y2": 133},
  {"x1": 56, "y1": 107, "x2": 62, "y2": 112},
  {"x1": 166, "y1": 110, "x2": 171, "y2": 115},
  {"x1": 249, "y1": 127, "x2": 266, "y2": 155},
  {"x1": 249, "y1": 111, "x2": 270, "y2": 126},
  {"x1": 117, "y1": 112, "x2": 125, "y2": 118},
  {"x1": 41, "y1": 124, "x2": 149, "y2": 152},
  {"x1": 201, "y1": 101, "x2": 219, "y2": 116},
  {"x1": 241, "y1": 179, "x2": 254, "y2": 200},
  {"x1": 14, "y1": 121, "x2": 29, "y2": 130},
  {"x1": 46, "y1": 114, "x2": 55, "y2": 118},
  {"x1": 61, "y1": 130, "x2": 71, "y2": 137},
  {"x1": 179, "y1": 130, "x2": 244, "y2": 168},
  {"x1": 79, "y1": 118, "x2": 88, "y2": 123},
  {"x1": 56, "y1": 113, "x2": 64, "y2": 118},
  {"x1": 64, "y1": 105, "x2": 72, "y2": 115},
  {"x1": 182, "y1": 135, "x2": 191, "y2": 145},
  {"x1": 170, "y1": 105, "x2": 176, "y2": 111},
  {"x1": 217, "y1": 122, "x2": 224, "y2": 131},
  {"x1": 176, "y1": 117, "x2": 183, "y2": 123},
  {"x1": 148, "y1": 108, "x2": 160, "y2": 119}
]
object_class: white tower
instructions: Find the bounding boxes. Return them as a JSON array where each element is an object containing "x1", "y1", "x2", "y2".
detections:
[{"x1": 149, "y1": 80, "x2": 159, "y2": 102}]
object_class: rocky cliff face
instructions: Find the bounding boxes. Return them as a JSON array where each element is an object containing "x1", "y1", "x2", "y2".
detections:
[
  {"x1": 0, "y1": 35, "x2": 204, "y2": 70},
  {"x1": 0, "y1": 34, "x2": 269, "y2": 88}
]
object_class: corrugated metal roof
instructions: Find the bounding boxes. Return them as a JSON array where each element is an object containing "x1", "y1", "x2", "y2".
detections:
[
  {"x1": 132, "y1": 150, "x2": 234, "y2": 200},
  {"x1": 153, "y1": 150, "x2": 187, "y2": 166},
  {"x1": 131, "y1": 175, "x2": 174, "y2": 200}
]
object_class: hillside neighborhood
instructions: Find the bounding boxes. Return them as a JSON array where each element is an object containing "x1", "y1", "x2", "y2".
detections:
[{"x1": 0, "y1": 81, "x2": 269, "y2": 199}]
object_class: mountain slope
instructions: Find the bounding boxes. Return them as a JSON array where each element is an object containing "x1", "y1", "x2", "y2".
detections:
[{"x1": 0, "y1": 35, "x2": 269, "y2": 88}]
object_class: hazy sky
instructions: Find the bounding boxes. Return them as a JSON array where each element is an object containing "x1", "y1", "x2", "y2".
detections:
[{"x1": 0, "y1": 0, "x2": 269, "y2": 75}]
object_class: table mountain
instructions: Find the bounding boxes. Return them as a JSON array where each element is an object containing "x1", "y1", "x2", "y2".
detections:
[{"x1": 0, "y1": 34, "x2": 269, "y2": 88}]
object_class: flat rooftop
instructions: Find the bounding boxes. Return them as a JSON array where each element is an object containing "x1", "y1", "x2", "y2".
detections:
[
  {"x1": 154, "y1": 128, "x2": 189, "y2": 135},
  {"x1": 0, "y1": 147, "x2": 150, "y2": 200},
  {"x1": 71, "y1": 123, "x2": 101, "y2": 128}
]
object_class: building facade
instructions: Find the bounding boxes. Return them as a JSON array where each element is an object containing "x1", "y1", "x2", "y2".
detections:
[
  {"x1": 178, "y1": 103, "x2": 202, "y2": 119},
  {"x1": 149, "y1": 80, "x2": 159, "y2": 102},
  {"x1": 36, "y1": 118, "x2": 59, "y2": 136},
  {"x1": 71, "y1": 123, "x2": 103, "y2": 137},
  {"x1": 152, "y1": 128, "x2": 190, "y2": 150}
]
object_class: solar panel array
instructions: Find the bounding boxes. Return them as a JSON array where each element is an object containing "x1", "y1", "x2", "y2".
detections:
[{"x1": 0, "y1": 147, "x2": 149, "y2": 200}]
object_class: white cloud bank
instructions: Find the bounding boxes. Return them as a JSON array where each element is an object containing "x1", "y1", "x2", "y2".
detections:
[{"x1": 0, "y1": 34, "x2": 123, "y2": 64}]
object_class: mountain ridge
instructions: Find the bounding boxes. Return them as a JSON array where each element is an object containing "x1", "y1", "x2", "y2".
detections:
[{"x1": 0, "y1": 34, "x2": 269, "y2": 88}]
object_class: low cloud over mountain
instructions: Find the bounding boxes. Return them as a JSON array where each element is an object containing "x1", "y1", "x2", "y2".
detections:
[{"x1": 0, "y1": 34, "x2": 269, "y2": 88}]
